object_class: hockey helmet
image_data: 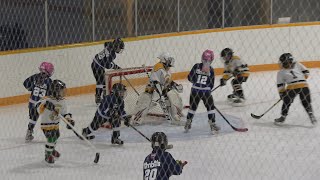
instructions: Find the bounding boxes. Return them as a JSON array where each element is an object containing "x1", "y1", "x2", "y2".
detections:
[
  {"x1": 201, "y1": 49, "x2": 214, "y2": 64},
  {"x1": 220, "y1": 48, "x2": 233, "y2": 61},
  {"x1": 151, "y1": 132, "x2": 168, "y2": 150},
  {"x1": 112, "y1": 38, "x2": 125, "y2": 53},
  {"x1": 158, "y1": 52, "x2": 175, "y2": 68},
  {"x1": 112, "y1": 83, "x2": 127, "y2": 98},
  {"x1": 39, "y1": 62, "x2": 54, "y2": 77},
  {"x1": 49, "y1": 79, "x2": 66, "y2": 100},
  {"x1": 279, "y1": 53, "x2": 294, "y2": 68}
]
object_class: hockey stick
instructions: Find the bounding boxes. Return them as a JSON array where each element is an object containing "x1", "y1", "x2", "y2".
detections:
[
  {"x1": 58, "y1": 114, "x2": 100, "y2": 164},
  {"x1": 213, "y1": 105, "x2": 248, "y2": 132},
  {"x1": 250, "y1": 99, "x2": 282, "y2": 119},
  {"x1": 127, "y1": 123, "x2": 173, "y2": 149},
  {"x1": 122, "y1": 74, "x2": 140, "y2": 96}
]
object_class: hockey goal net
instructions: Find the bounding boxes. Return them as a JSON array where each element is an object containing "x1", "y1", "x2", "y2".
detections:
[{"x1": 105, "y1": 66, "x2": 165, "y2": 118}]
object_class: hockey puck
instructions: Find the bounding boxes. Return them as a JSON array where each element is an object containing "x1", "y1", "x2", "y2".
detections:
[{"x1": 94, "y1": 152, "x2": 100, "y2": 163}]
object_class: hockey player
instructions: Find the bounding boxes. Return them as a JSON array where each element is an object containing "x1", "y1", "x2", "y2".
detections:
[
  {"x1": 219, "y1": 48, "x2": 249, "y2": 104},
  {"x1": 81, "y1": 83, "x2": 131, "y2": 145},
  {"x1": 143, "y1": 132, "x2": 187, "y2": 180},
  {"x1": 132, "y1": 52, "x2": 183, "y2": 125},
  {"x1": 275, "y1": 53, "x2": 317, "y2": 125},
  {"x1": 91, "y1": 37, "x2": 125, "y2": 104},
  {"x1": 23, "y1": 62, "x2": 54, "y2": 142},
  {"x1": 184, "y1": 50, "x2": 220, "y2": 134},
  {"x1": 37, "y1": 79, "x2": 75, "y2": 165}
]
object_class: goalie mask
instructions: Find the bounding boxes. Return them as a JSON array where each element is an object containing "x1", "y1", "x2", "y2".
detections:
[
  {"x1": 201, "y1": 49, "x2": 214, "y2": 73},
  {"x1": 49, "y1": 79, "x2": 66, "y2": 100},
  {"x1": 151, "y1": 132, "x2": 168, "y2": 150},
  {"x1": 220, "y1": 48, "x2": 233, "y2": 63},
  {"x1": 158, "y1": 52, "x2": 175, "y2": 69},
  {"x1": 279, "y1": 53, "x2": 294, "y2": 69},
  {"x1": 112, "y1": 83, "x2": 127, "y2": 98}
]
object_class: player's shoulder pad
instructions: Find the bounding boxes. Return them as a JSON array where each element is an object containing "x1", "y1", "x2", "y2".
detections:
[
  {"x1": 232, "y1": 56, "x2": 241, "y2": 60},
  {"x1": 153, "y1": 62, "x2": 165, "y2": 71}
]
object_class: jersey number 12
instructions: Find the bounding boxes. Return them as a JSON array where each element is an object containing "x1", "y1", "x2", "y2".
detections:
[{"x1": 197, "y1": 75, "x2": 208, "y2": 85}]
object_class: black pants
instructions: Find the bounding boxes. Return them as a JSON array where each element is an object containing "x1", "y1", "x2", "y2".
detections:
[
  {"x1": 85, "y1": 113, "x2": 121, "y2": 131},
  {"x1": 91, "y1": 62, "x2": 106, "y2": 96},
  {"x1": 28, "y1": 104, "x2": 39, "y2": 130},
  {"x1": 187, "y1": 90, "x2": 215, "y2": 121},
  {"x1": 231, "y1": 76, "x2": 248, "y2": 98},
  {"x1": 281, "y1": 87, "x2": 312, "y2": 116}
]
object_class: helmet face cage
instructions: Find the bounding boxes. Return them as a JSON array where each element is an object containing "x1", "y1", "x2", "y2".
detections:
[
  {"x1": 39, "y1": 62, "x2": 54, "y2": 77},
  {"x1": 50, "y1": 80, "x2": 66, "y2": 100},
  {"x1": 158, "y1": 53, "x2": 175, "y2": 68},
  {"x1": 112, "y1": 83, "x2": 127, "y2": 98},
  {"x1": 201, "y1": 49, "x2": 214, "y2": 64},
  {"x1": 151, "y1": 132, "x2": 168, "y2": 150},
  {"x1": 279, "y1": 53, "x2": 294, "y2": 68},
  {"x1": 113, "y1": 38, "x2": 125, "y2": 53},
  {"x1": 220, "y1": 48, "x2": 233, "y2": 61}
]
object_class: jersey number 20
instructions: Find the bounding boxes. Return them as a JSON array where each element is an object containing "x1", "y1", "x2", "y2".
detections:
[
  {"x1": 144, "y1": 168, "x2": 157, "y2": 180},
  {"x1": 197, "y1": 75, "x2": 208, "y2": 85}
]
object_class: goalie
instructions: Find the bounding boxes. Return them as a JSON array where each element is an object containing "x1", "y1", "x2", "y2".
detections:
[{"x1": 132, "y1": 52, "x2": 184, "y2": 125}]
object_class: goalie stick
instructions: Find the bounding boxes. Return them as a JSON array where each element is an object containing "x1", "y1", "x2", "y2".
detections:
[
  {"x1": 128, "y1": 123, "x2": 173, "y2": 149},
  {"x1": 213, "y1": 105, "x2": 248, "y2": 132},
  {"x1": 58, "y1": 114, "x2": 100, "y2": 164},
  {"x1": 251, "y1": 99, "x2": 282, "y2": 119}
]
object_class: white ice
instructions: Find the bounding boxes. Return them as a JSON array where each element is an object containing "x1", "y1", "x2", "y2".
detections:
[{"x1": 1, "y1": 70, "x2": 320, "y2": 180}]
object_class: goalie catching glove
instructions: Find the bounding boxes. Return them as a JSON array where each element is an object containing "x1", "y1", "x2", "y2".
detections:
[{"x1": 63, "y1": 113, "x2": 75, "y2": 129}]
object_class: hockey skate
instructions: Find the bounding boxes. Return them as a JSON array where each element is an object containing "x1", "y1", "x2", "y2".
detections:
[
  {"x1": 25, "y1": 129, "x2": 34, "y2": 142},
  {"x1": 208, "y1": 120, "x2": 220, "y2": 135},
  {"x1": 52, "y1": 150, "x2": 60, "y2": 158},
  {"x1": 111, "y1": 137, "x2": 124, "y2": 145},
  {"x1": 227, "y1": 94, "x2": 237, "y2": 101},
  {"x1": 308, "y1": 113, "x2": 317, "y2": 126},
  {"x1": 274, "y1": 116, "x2": 286, "y2": 125},
  {"x1": 81, "y1": 128, "x2": 95, "y2": 140},
  {"x1": 184, "y1": 119, "x2": 192, "y2": 133},
  {"x1": 45, "y1": 154, "x2": 55, "y2": 166}
]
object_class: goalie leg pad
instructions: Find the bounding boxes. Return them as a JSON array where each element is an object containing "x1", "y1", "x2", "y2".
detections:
[
  {"x1": 167, "y1": 90, "x2": 183, "y2": 121},
  {"x1": 132, "y1": 92, "x2": 153, "y2": 124}
]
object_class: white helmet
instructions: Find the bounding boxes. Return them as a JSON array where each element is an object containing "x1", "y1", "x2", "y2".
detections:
[{"x1": 158, "y1": 52, "x2": 175, "y2": 67}]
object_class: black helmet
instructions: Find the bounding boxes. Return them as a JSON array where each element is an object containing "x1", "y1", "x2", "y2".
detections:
[
  {"x1": 151, "y1": 132, "x2": 168, "y2": 150},
  {"x1": 112, "y1": 83, "x2": 127, "y2": 98},
  {"x1": 112, "y1": 38, "x2": 125, "y2": 53},
  {"x1": 49, "y1": 79, "x2": 66, "y2": 100},
  {"x1": 279, "y1": 53, "x2": 294, "y2": 68},
  {"x1": 220, "y1": 48, "x2": 233, "y2": 58},
  {"x1": 104, "y1": 41, "x2": 112, "y2": 49}
]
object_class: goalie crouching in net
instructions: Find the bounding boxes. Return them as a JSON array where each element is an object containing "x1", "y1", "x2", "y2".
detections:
[{"x1": 132, "y1": 52, "x2": 184, "y2": 125}]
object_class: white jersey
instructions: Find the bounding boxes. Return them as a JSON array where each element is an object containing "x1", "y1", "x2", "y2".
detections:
[
  {"x1": 222, "y1": 56, "x2": 249, "y2": 79},
  {"x1": 37, "y1": 97, "x2": 68, "y2": 131},
  {"x1": 277, "y1": 62, "x2": 309, "y2": 92},
  {"x1": 150, "y1": 62, "x2": 172, "y2": 87}
]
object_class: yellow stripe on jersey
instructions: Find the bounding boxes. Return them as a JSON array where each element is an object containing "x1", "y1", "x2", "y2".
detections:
[
  {"x1": 153, "y1": 62, "x2": 165, "y2": 72},
  {"x1": 41, "y1": 125, "x2": 59, "y2": 131},
  {"x1": 39, "y1": 104, "x2": 46, "y2": 114},
  {"x1": 287, "y1": 82, "x2": 308, "y2": 90},
  {"x1": 223, "y1": 74, "x2": 231, "y2": 80},
  {"x1": 232, "y1": 56, "x2": 241, "y2": 60}
]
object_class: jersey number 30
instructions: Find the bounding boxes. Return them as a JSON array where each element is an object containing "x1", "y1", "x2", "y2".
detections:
[
  {"x1": 144, "y1": 168, "x2": 157, "y2": 180},
  {"x1": 197, "y1": 75, "x2": 208, "y2": 85}
]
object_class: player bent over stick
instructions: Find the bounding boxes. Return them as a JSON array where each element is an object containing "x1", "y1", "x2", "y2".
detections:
[
  {"x1": 81, "y1": 83, "x2": 131, "y2": 145},
  {"x1": 185, "y1": 50, "x2": 220, "y2": 134},
  {"x1": 274, "y1": 53, "x2": 317, "y2": 125},
  {"x1": 132, "y1": 52, "x2": 184, "y2": 125},
  {"x1": 219, "y1": 48, "x2": 250, "y2": 105},
  {"x1": 37, "y1": 80, "x2": 75, "y2": 165},
  {"x1": 143, "y1": 132, "x2": 187, "y2": 179}
]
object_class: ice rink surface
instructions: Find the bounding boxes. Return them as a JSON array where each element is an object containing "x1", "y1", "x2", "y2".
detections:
[{"x1": 1, "y1": 70, "x2": 320, "y2": 180}]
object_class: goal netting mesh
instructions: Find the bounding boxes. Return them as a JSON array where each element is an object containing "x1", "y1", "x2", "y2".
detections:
[{"x1": 1, "y1": 0, "x2": 320, "y2": 180}]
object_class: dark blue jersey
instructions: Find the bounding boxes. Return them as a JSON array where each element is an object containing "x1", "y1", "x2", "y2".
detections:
[
  {"x1": 143, "y1": 148, "x2": 183, "y2": 180},
  {"x1": 23, "y1": 73, "x2": 52, "y2": 107},
  {"x1": 96, "y1": 94, "x2": 127, "y2": 119},
  {"x1": 188, "y1": 63, "x2": 215, "y2": 92},
  {"x1": 92, "y1": 48, "x2": 120, "y2": 70}
]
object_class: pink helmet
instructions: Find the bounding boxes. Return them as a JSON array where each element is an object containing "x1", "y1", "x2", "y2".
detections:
[
  {"x1": 39, "y1": 62, "x2": 54, "y2": 77},
  {"x1": 201, "y1": 49, "x2": 214, "y2": 63}
]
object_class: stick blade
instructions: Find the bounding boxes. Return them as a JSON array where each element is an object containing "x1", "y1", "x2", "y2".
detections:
[
  {"x1": 251, "y1": 113, "x2": 262, "y2": 119},
  {"x1": 94, "y1": 152, "x2": 100, "y2": 164},
  {"x1": 233, "y1": 127, "x2": 248, "y2": 132}
]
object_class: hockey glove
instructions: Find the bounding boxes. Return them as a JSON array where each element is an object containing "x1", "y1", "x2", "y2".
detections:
[
  {"x1": 176, "y1": 160, "x2": 188, "y2": 168},
  {"x1": 220, "y1": 78, "x2": 226, "y2": 86},
  {"x1": 123, "y1": 115, "x2": 132, "y2": 127},
  {"x1": 279, "y1": 92, "x2": 286, "y2": 100},
  {"x1": 64, "y1": 113, "x2": 75, "y2": 129}
]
